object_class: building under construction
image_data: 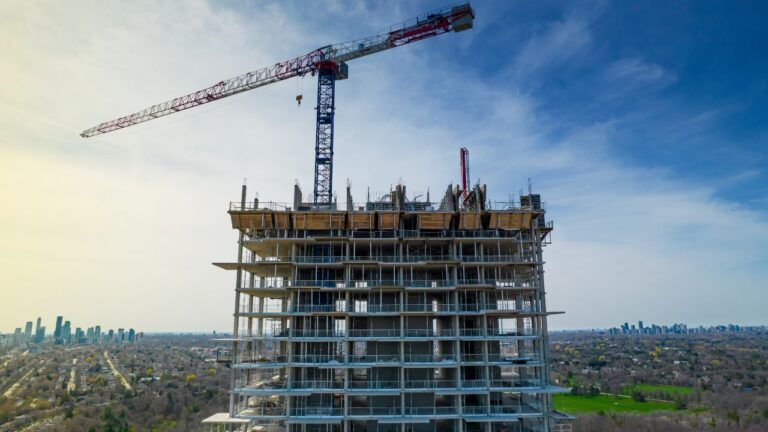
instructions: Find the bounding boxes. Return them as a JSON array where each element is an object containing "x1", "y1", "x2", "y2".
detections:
[
  {"x1": 203, "y1": 182, "x2": 572, "y2": 432},
  {"x1": 76, "y1": 2, "x2": 571, "y2": 430}
]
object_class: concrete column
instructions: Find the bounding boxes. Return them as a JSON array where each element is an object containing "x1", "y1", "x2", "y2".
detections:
[{"x1": 229, "y1": 184, "x2": 247, "y2": 415}]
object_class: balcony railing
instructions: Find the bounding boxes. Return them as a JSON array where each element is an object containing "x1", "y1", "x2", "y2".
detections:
[
  {"x1": 235, "y1": 353, "x2": 537, "y2": 365},
  {"x1": 234, "y1": 378, "x2": 287, "y2": 391},
  {"x1": 348, "y1": 380, "x2": 400, "y2": 390},
  {"x1": 291, "y1": 380, "x2": 344, "y2": 390},
  {"x1": 404, "y1": 279, "x2": 454, "y2": 288},
  {"x1": 292, "y1": 280, "x2": 347, "y2": 288},
  {"x1": 405, "y1": 379, "x2": 457, "y2": 389},
  {"x1": 348, "y1": 329, "x2": 401, "y2": 338},
  {"x1": 291, "y1": 330, "x2": 345, "y2": 338},
  {"x1": 403, "y1": 406, "x2": 456, "y2": 416},
  {"x1": 351, "y1": 303, "x2": 400, "y2": 313},
  {"x1": 455, "y1": 278, "x2": 490, "y2": 286},
  {"x1": 237, "y1": 226, "x2": 545, "y2": 240},
  {"x1": 347, "y1": 407, "x2": 401, "y2": 416},
  {"x1": 288, "y1": 354, "x2": 457, "y2": 364},
  {"x1": 250, "y1": 327, "x2": 537, "y2": 339},
  {"x1": 236, "y1": 378, "x2": 542, "y2": 393},
  {"x1": 463, "y1": 405, "x2": 535, "y2": 415},
  {"x1": 459, "y1": 254, "x2": 535, "y2": 263},
  {"x1": 495, "y1": 279, "x2": 537, "y2": 289},
  {"x1": 294, "y1": 256, "x2": 346, "y2": 264},
  {"x1": 403, "y1": 328, "x2": 454, "y2": 338},
  {"x1": 489, "y1": 378, "x2": 542, "y2": 388},
  {"x1": 460, "y1": 328, "x2": 538, "y2": 337},
  {"x1": 273, "y1": 278, "x2": 538, "y2": 290},
  {"x1": 484, "y1": 306, "x2": 541, "y2": 314},
  {"x1": 241, "y1": 303, "x2": 538, "y2": 315},
  {"x1": 283, "y1": 254, "x2": 539, "y2": 264},
  {"x1": 350, "y1": 279, "x2": 400, "y2": 288},
  {"x1": 238, "y1": 406, "x2": 287, "y2": 417},
  {"x1": 236, "y1": 355, "x2": 288, "y2": 364},
  {"x1": 402, "y1": 303, "x2": 456, "y2": 313},
  {"x1": 350, "y1": 354, "x2": 401, "y2": 364},
  {"x1": 291, "y1": 355, "x2": 346, "y2": 364},
  {"x1": 404, "y1": 354, "x2": 456, "y2": 363},
  {"x1": 289, "y1": 407, "x2": 344, "y2": 417},
  {"x1": 462, "y1": 353, "x2": 540, "y2": 363}
]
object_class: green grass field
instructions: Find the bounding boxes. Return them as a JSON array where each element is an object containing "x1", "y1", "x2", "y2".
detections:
[
  {"x1": 554, "y1": 394, "x2": 678, "y2": 414},
  {"x1": 622, "y1": 383, "x2": 695, "y2": 396}
]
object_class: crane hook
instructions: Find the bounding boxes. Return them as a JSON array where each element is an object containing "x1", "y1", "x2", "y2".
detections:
[{"x1": 295, "y1": 76, "x2": 304, "y2": 106}]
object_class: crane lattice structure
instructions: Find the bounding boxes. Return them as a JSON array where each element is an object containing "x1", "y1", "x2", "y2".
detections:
[{"x1": 81, "y1": 4, "x2": 475, "y2": 207}]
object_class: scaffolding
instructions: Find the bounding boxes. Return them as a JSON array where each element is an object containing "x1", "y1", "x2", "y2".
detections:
[{"x1": 203, "y1": 183, "x2": 570, "y2": 432}]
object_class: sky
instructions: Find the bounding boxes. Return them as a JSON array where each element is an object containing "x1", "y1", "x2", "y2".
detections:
[{"x1": 1, "y1": 0, "x2": 766, "y2": 332}]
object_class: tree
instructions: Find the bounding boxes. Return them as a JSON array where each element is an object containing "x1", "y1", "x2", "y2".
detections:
[{"x1": 631, "y1": 391, "x2": 646, "y2": 403}]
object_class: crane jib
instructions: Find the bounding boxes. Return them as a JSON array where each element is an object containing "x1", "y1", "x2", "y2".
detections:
[{"x1": 79, "y1": 3, "x2": 474, "y2": 207}]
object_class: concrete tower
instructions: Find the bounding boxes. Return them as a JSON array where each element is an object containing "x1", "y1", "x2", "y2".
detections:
[{"x1": 203, "y1": 183, "x2": 571, "y2": 432}]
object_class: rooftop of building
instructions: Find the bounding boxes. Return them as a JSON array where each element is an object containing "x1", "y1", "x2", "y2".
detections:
[{"x1": 227, "y1": 183, "x2": 550, "y2": 233}]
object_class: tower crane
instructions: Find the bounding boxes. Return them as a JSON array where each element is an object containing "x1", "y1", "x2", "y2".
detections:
[{"x1": 80, "y1": 4, "x2": 474, "y2": 208}]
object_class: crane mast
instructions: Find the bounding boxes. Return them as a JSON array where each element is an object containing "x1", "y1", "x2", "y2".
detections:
[
  {"x1": 460, "y1": 147, "x2": 470, "y2": 205},
  {"x1": 81, "y1": 4, "x2": 474, "y2": 207}
]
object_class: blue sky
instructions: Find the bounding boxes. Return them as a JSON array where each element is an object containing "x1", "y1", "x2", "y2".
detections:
[{"x1": 1, "y1": 1, "x2": 766, "y2": 331}]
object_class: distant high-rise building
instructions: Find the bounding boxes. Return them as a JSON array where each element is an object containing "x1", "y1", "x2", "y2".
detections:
[
  {"x1": 128, "y1": 328, "x2": 135, "y2": 343},
  {"x1": 638, "y1": 320, "x2": 644, "y2": 330},
  {"x1": 108, "y1": 329, "x2": 114, "y2": 343},
  {"x1": 94, "y1": 325, "x2": 102, "y2": 343},
  {"x1": 34, "y1": 326, "x2": 45, "y2": 344},
  {"x1": 24, "y1": 321, "x2": 33, "y2": 342},
  {"x1": 117, "y1": 328, "x2": 125, "y2": 343},
  {"x1": 34, "y1": 317, "x2": 41, "y2": 335},
  {"x1": 54, "y1": 316, "x2": 63, "y2": 341},
  {"x1": 62, "y1": 321, "x2": 72, "y2": 344}
]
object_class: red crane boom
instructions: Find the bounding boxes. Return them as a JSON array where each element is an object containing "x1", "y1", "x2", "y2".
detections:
[{"x1": 80, "y1": 4, "x2": 474, "y2": 138}]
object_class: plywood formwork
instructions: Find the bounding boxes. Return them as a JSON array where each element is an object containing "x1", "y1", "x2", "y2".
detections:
[
  {"x1": 377, "y1": 211, "x2": 400, "y2": 230},
  {"x1": 347, "y1": 212, "x2": 375, "y2": 230},
  {"x1": 416, "y1": 212, "x2": 453, "y2": 230},
  {"x1": 486, "y1": 211, "x2": 533, "y2": 230},
  {"x1": 230, "y1": 211, "x2": 275, "y2": 230},
  {"x1": 274, "y1": 212, "x2": 291, "y2": 230},
  {"x1": 457, "y1": 212, "x2": 482, "y2": 230},
  {"x1": 291, "y1": 212, "x2": 346, "y2": 230}
]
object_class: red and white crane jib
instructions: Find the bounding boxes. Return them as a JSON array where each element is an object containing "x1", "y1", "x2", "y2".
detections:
[{"x1": 80, "y1": 3, "x2": 474, "y2": 138}]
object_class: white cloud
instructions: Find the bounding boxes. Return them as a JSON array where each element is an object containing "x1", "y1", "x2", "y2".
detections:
[
  {"x1": 513, "y1": 16, "x2": 592, "y2": 77},
  {"x1": 606, "y1": 57, "x2": 673, "y2": 83},
  {"x1": 0, "y1": 1, "x2": 766, "y2": 333},
  {"x1": 600, "y1": 57, "x2": 677, "y2": 100}
]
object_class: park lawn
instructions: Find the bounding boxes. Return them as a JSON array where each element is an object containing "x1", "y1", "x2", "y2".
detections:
[
  {"x1": 554, "y1": 394, "x2": 678, "y2": 414},
  {"x1": 622, "y1": 383, "x2": 695, "y2": 397}
]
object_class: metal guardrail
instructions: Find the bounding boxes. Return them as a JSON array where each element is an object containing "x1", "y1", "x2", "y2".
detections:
[
  {"x1": 241, "y1": 228, "x2": 546, "y2": 240},
  {"x1": 229, "y1": 199, "x2": 544, "y2": 212},
  {"x1": 235, "y1": 405, "x2": 545, "y2": 418},
  {"x1": 235, "y1": 353, "x2": 541, "y2": 365},
  {"x1": 239, "y1": 303, "x2": 540, "y2": 315},
  {"x1": 235, "y1": 378, "x2": 543, "y2": 392}
]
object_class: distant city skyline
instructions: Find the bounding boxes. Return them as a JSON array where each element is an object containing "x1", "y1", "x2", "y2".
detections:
[
  {"x1": 1, "y1": 314, "x2": 141, "y2": 347},
  {"x1": 552, "y1": 320, "x2": 768, "y2": 335}
]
